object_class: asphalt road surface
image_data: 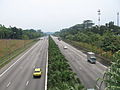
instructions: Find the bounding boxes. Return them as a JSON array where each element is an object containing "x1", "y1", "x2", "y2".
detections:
[
  {"x1": 52, "y1": 36, "x2": 107, "y2": 89},
  {"x1": 0, "y1": 37, "x2": 48, "y2": 90}
]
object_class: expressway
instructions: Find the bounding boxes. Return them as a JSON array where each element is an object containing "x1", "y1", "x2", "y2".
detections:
[
  {"x1": 52, "y1": 36, "x2": 107, "y2": 89},
  {"x1": 0, "y1": 37, "x2": 48, "y2": 90}
]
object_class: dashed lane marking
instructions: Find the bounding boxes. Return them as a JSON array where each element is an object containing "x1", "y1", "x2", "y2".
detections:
[
  {"x1": 26, "y1": 81, "x2": 29, "y2": 86},
  {"x1": 6, "y1": 82, "x2": 11, "y2": 87}
]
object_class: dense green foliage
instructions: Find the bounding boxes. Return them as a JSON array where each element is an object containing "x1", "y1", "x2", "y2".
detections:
[
  {"x1": 98, "y1": 51, "x2": 120, "y2": 90},
  {"x1": 54, "y1": 20, "x2": 120, "y2": 57},
  {"x1": 0, "y1": 24, "x2": 44, "y2": 39},
  {"x1": 48, "y1": 36, "x2": 84, "y2": 90}
]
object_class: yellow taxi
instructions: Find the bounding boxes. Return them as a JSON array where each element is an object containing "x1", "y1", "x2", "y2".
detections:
[{"x1": 33, "y1": 68, "x2": 42, "y2": 78}]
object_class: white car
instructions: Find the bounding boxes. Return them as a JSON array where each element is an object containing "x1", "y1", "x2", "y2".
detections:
[
  {"x1": 40, "y1": 38, "x2": 43, "y2": 40},
  {"x1": 64, "y1": 46, "x2": 68, "y2": 49},
  {"x1": 87, "y1": 89, "x2": 95, "y2": 90}
]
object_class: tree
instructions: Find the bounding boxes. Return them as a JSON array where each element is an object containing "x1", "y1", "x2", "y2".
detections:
[
  {"x1": 66, "y1": 34, "x2": 74, "y2": 40},
  {"x1": 83, "y1": 20, "x2": 94, "y2": 29},
  {"x1": 22, "y1": 35, "x2": 29, "y2": 40},
  {"x1": 101, "y1": 32, "x2": 120, "y2": 53}
]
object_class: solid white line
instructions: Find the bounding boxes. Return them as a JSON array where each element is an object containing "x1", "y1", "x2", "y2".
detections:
[
  {"x1": 26, "y1": 81, "x2": 29, "y2": 86},
  {"x1": 6, "y1": 82, "x2": 11, "y2": 87},
  {"x1": 45, "y1": 51, "x2": 48, "y2": 90},
  {"x1": 97, "y1": 61, "x2": 108, "y2": 69},
  {"x1": 96, "y1": 85, "x2": 100, "y2": 89},
  {"x1": 0, "y1": 41, "x2": 39, "y2": 78}
]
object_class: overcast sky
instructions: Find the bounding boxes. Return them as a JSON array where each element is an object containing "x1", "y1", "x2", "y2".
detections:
[{"x1": 0, "y1": 0, "x2": 120, "y2": 32}]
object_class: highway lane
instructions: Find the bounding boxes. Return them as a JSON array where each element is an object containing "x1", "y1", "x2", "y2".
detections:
[
  {"x1": 0, "y1": 37, "x2": 48, "y2": 90},
  {"x1": 52, "y1": 36, "x2": 107, "y2": 89}
]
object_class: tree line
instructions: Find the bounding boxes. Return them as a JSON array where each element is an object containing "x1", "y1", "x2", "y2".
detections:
[
  {"x1": 0, "y1": 24, "x2": 44, "y2": 39},
  {"x1": 54, "y1": 20, "x2": 120, "y2": 54}
]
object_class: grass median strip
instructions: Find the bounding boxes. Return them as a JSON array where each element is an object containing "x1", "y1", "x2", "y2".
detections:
[{"x1": 48, "y1": 36, "x2": 84, "y2": 90}]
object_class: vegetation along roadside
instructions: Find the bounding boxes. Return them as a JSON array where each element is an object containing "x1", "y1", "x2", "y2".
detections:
[{"x1": 0, "y1": 39, "x2": 39, "y2": 69}]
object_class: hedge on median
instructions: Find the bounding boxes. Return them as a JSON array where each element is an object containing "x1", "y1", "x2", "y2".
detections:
[{"x1": 48, "y1": 36, "x2": 84, "y2": 90}]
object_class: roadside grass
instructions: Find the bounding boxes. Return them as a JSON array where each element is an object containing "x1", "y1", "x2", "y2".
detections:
[
  {"x1": 0, "y1": 39, "x2": 32, "y2": 57},
  {"x1": 48, "y1": 36, "x2": 84, "y2": 90},
  {"x1": 0, "y1": 39, "x2": 38, "y2": 68}
]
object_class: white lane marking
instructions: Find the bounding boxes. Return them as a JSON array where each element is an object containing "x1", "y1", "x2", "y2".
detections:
[
  {"x1": 45, "y1": 51, "x2": 48, "y2": 90},
  {"x1": 6, "y1": 82, "x2": 11, "y2": 87},
  {"x1": 96, "y1": 85, "x2": 100, "y2": 89},
  {"x1": 0, "y1": 41, "x2": 39, "y2": 78},
  {"x1": 26, "y1": 81, "x2": 29, "y2": 86}
]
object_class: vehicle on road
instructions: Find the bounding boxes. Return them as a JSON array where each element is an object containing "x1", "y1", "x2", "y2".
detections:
[
  {"x1": 87, "y1": 88, "x2": 95, "y2": 90},
  {"x1": 58, "y1": 37, "x2": 61, "y2": 41},
  {"x1": 33, "y1": 68, "x2": 42, "y2": 78},
  {"x1": 64, "y1": 46, "x2": 68, "y2": 49},
  {"x1": 87, "y1": 52, "x2": 96, "y2": 64},
  {"x1": 40, "y1": 38, "x2": 43, "y2": 40}
]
